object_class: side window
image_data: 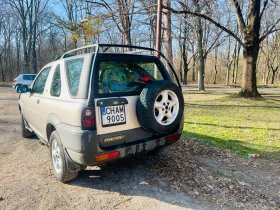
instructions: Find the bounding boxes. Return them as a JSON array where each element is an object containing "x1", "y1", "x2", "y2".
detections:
[
  {"x1": 50, "y1": 65, "x2": 61, "y2": 97},
  {"x1": 32, "y1": 67, "x2": 51, "y2": 94},
  {"x1": 65, "y1": 58, "x2": 84, "y2": 96}
]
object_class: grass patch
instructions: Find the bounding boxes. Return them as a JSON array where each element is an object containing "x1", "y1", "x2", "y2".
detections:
[
  {"x1": 183, "y1": 92, "x2": 280, "y2": 159},
  {"x1": 257, "y1": 83, "x2": 280, "y2": 88},
  {"x1": 0, "y1": 82, "x2": 12, "y2": 87}
]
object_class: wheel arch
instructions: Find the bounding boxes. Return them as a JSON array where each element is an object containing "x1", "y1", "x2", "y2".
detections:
[{"x1": 46, "y1": 114, "x2": 61, "y2": 142}]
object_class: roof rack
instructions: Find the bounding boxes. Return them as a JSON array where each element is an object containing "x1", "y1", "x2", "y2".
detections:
[
  {"x1": 61, "y1": 44, "x2": 99, "y2": 58},
  {"x1": 60, "y1": 43, "x2": 181, "y2": 89}
]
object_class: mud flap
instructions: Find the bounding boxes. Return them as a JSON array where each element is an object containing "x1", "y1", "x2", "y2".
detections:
[{"x1": 64, "y1": 148, "x2": 85, "y2": 172}]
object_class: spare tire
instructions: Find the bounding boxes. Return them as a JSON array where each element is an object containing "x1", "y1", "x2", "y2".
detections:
[{"x1": 136, "y1": 80, "x2": 184, "y2": 134}]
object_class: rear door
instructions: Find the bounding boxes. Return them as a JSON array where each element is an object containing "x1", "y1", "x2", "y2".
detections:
[{"x1": 94, "y1": 55, "x2": 167, "y2": 144}]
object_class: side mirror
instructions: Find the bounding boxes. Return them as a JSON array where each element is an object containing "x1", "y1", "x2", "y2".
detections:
[{"x1": 16, "y1": 85, "x2": 30, "y2": 93}]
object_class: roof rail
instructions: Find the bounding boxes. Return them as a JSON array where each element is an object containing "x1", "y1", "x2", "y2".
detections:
[
  {"x1": 61, "y1": 43, "x2": 157, "y2": 58},
  {"x1": 61, "y1": 44, "x2": 99, "y2": 59},
  {"x1": 60, "y1": 43, "x2": 181, "y2": 89}
]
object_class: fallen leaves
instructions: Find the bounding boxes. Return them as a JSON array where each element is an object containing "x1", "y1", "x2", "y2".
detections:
[{"x1": 149, "y1": 139, "x2": 280, "y2": 209}]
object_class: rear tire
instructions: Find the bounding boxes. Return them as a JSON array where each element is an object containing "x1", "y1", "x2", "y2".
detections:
[
  {"x1": 21, "y1": 114, "x2": 33, "y2": 138},
  {"x1": 49, "y1": 130, "x2": 78, "y2": 182}
]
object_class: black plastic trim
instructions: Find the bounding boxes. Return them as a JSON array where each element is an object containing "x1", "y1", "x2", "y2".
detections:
[{"x1": 96, "y1": 98, "x2": 128, "y2": 106}]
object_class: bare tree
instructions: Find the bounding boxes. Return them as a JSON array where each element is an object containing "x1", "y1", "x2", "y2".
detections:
[{"x1": 164, "y1": 0, "x2": 280, "y2": 97}]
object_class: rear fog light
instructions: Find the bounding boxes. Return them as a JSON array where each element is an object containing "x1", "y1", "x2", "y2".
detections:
[
  {"x1": 167, "y1": 133, "x2": 181, "y2": 143},
  {"x1": 94, "y1": 151, "x2": 120, "y2": 162}
]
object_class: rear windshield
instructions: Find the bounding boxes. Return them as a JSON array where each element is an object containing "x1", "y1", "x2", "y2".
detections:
[
  {"x1": 23, "y1": 75, "x2": 36, "y2": 80},
  {"x1": 97, "y1": 60, "x2": 164, "y2": 95}
]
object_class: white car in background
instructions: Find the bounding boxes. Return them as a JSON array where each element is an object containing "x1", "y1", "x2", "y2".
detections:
[{"x1": 12, "y1": 74, "x2": 37, "y2": 89}]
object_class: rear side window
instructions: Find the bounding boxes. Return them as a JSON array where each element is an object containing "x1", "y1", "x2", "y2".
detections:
[
  {"x1": 32, "y1": 67, "x2": 51, "y2": 94},
  {"x1": 23, "y1": 75, "x2": 36, "y2": 80},
  {"x1": 65, "y1": 58, "x2": 84, "y2": 96},
  {"x1": 50, "y1": 65, "x2": 61, "y2": 97},
  {"x1": 98, "y1": 61, "x2": 164, "y2": 94}
]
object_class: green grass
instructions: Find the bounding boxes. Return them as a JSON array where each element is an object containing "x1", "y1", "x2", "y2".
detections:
[
  {"x1": 257, "y1": 83, "x2": 280, "y2": 88},
  {"x1": 183, "y1": 91, "x2": 280, "y2": 159},
  {"x1": 0, "y1": 81, "x2": 12, "y2": 87}
]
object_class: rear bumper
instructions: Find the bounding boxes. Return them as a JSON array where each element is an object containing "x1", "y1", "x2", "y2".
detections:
[
  {"x1": 56, "y1": 123, "x2": 182, "y2": 167},
  {"x1": 66, "y1": 134, "x2": 180, "y2": 166}
]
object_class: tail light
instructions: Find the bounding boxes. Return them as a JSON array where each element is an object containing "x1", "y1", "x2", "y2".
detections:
[
  {"x1": 81, "y1": 107, "x2": 96, "y2": 130},
  {"x1": 13, "y1": 79, "x2": 16, "y2": 83},
  {"x1": 167, "y1": 133, "x2": 181, "y2": 143}
]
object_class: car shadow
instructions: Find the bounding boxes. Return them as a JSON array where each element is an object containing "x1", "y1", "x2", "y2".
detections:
[{"x1": 68, "y1": 152, "x2": 205, "y2": 209}]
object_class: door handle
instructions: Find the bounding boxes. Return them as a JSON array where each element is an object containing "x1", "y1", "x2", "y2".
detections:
[{"x1": 37, "y1": 99, "x2": 40, "y2": 104}]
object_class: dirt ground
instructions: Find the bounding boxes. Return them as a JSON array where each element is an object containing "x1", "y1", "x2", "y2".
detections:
[{"x1": 0, "y1": 87, "x2": 280, "y2": 210}]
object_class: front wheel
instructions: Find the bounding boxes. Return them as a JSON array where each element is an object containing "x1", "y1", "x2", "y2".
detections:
[{"x1": 49, "y1": 131, "x2": 78, "y2": 182}]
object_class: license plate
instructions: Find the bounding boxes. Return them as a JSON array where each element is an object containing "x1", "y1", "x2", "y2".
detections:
[{"x1": 101, "y1": 105, "x2": 126, "y2": 127}]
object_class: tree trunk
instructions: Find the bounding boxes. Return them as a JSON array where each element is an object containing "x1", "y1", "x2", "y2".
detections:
[
  {"x1": 226, "y1": 36, "x2": 231, "y2": 86},
  {"x1": 32, "y1": 24, "x2": 37, "y2": 74},
  {"x1": 265, "y1": 67, "x2": 270, "y2": 85},
  {"x1": 196, "y1": 16, "x2": 204, "y2": 91},
  {"x1": 16, "y1": 35, "x2": 21, "y2": 74},
  {"x1": 240, "y1": 45, "x2": 260, "y2": 97},
  {"x1": 163, "y1": 0, "x2": 174, "y2": 77},
  {"x1": 179, "y1": 47, "x2": 183, "y2": 83},
  {"x1": 213, "y1": 47, "x2": 218, "y2": 84},
  {"x1": 232, "y1": 39, "x2": 237, "y2": 83},
  {"x1": 233, "y1": 43, "x2": 241, "y2": 84},
  {"x1": 116, "y1": 0, "x2": 132, "y2": 47},
  {"x1": 182, "y1": 41, "x2": 188, "y2": 85},
  {"x1": 271, "y1": 67, "x2": 278, "y2": 84},
  {"x1": 0, "y1": 53, "x2": 4, "y2": 82},
  {"x1": 191, "y1": 44, "x2": 196, "y2": 82}
]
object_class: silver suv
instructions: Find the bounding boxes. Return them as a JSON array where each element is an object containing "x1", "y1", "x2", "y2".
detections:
[
  {"x1": 12, "y1": 74, "x2": 37, "y2": 89},
  {"x1": 17, "y1": 44, "x2": 184, "y2": 182}
]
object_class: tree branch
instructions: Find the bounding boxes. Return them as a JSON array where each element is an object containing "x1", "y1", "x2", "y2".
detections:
[
  {"x1": 260, "y1": 18, "x2": 280, "y2": 42},
  {"x1": 229, "y1": 0, "x2": 246, "y2": 35},
  {"x1": 260, "y1": 0, "x2": 269, "y2": 19},
  {"x1": 163, "y1": 5, "x2": 246, "y2": 48},
  {"x1": 85, "y1": 0, "x2": 123, "y2": 34}
]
